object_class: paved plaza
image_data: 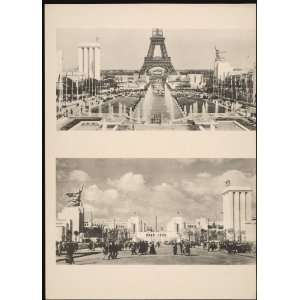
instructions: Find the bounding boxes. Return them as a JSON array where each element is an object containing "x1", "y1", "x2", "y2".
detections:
[{"x1": 56, "y1": 245, "x2": 256, "y2": 265}]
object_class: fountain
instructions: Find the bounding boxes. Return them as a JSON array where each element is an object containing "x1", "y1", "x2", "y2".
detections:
[
  {"x1": 99, "y1": 101, "x2": 102, "y2": 114},
  {"x1": 202, "y1": 102, "x2": 205, "y2": 114},
  {"x1": 110, "y1": 103, "x2": 114, "y2": 116},
  {"x1": 231, "y1": 102, "x2": 235, "y2": 112},
  {"x1": 215, "y1": 100, "x2": 218, "y2": 114},
  {"x1": 129, "y1": 107, "x2": 133, "y2": 118},
  {"x1": 118, "y1": 102, "x2": 122, "y2": 116},
  {"x1": 102, "y1": 118, "x2": 107, "y2": 131}
]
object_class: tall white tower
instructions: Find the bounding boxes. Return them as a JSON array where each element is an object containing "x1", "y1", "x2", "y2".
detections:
[
  {"x1": 222, "y1": 184, "x2": 252, "y2": 241},
  {"x1": 78, "y1": 42, "x2": 101, "y2": 79}
]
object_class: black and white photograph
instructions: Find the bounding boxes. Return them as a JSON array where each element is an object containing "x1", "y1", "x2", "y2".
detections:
[
  {"x1": 56, "y1": 22, "x2": 256, "y2": 131},
  {"x1": 45, "y1": 3, "x2": 257, "y2": 299},
  {"x1": 56, "y1": 158, "x2": 256, "y2": 265}
]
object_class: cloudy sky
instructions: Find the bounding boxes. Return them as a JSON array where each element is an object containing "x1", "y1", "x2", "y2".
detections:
[
  {"x1": 56, "y1": 159, "x2": 256, "y2": 228},
  {"x1": 57, "y1": 28, "x2": 256, "y2": 71}
]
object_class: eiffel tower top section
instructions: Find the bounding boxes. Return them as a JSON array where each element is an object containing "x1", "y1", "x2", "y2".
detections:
[{"x1": 152, "y1": 28, "x2": 164, "y2": 38}]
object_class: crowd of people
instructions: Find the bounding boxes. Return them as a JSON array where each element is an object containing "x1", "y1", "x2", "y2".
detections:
[
  {"x1": 172, "y1": 241, "x2": 191, "y2": 256},
  {"x1": 129, "y1": 241, "x2": 159, "y2": 256},
  {"x1": 57, "y1": 238, "x2": 255, "y2": 265},
  {"x1": 102, "y1": 241, "x2": 120, "y2": 260}
]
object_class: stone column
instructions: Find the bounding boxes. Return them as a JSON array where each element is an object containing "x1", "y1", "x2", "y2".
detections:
[
  {"x1": 94, "y1": 47, "x2": 101, "y2": 80},
  {"x1": 78, "y1": 47, "x2": 83, "y2": 73},
  {"x1": 245, "y1": 192, "x2": 252, "y2": 222},
  {"x1": 89, "y1": 47, "x2": 94, "y2": 78},
  {"x1": 240, "y1": 192, "x2": 247, "y2": 232},
  {"x1": 233, "y1": 192, "x2": 240, "y2": 241},
  {"x1": 83, "y1": 47, "x2": 89, "y2": 77}
]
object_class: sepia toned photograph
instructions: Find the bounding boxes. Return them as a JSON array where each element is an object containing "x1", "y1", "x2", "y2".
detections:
[
  {"x1": 56, "y1": 26, "x2": 256, "y2": 131},
  {"x1": 56, "y1": 158, "x2": 256, "y2": 265},
  {"x1": 45, "y1": 4, "x2": 257, "y2": 299}
]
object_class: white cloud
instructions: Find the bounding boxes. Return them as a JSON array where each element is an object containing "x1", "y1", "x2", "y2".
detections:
[
  {"x1": 104, "y1": 189, "x2": 119, "y2": 200},
  {"x1": 182, "y1": 169, "x2": 255, "y2": 196},
  {"x1": 181, "y1": 179, "x2": 206, "y2": 196},
  {"x1": 206, "y1": 159, "x2": 225, "y2": 165},
  {"x1": 69, "y1": 170, "x2": 90, "y2": 182},
  {"x1": 108, "y1": 172, "x2": 145, "y2": 192},
  {"x1": 214, "y1": 170, "x2": 256, "y2": 192},
  {"x1": 176, "y1": 159, "x2": 198, "y2": 166},
  {"x1": 84, "y1": 184, "x2": 119, "y2": 204},
  {"x1": 197, "y1": 172, "x2": 211, "y2": 178},
  {"x1": 84, "y1": 184, "x2": 102, "y2": 202},
  {"x1": 63, "y1": 168, "x2": 255, "y2": 225},
  {"x1": 153, "y1": 182, "x2": 173, "y2": 192}
]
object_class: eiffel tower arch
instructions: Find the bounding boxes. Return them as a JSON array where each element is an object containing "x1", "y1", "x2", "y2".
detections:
[{"x1": 140, "y1": 28, "x2": 176, "y2": 75}]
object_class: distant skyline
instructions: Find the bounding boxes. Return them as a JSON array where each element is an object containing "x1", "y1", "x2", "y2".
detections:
[
  {"x1": 56, "y1": 159, "x2": 256, "y2": 228},
  {"x1": 57, "y1": 28, "x2": 256, "y2": 71}
]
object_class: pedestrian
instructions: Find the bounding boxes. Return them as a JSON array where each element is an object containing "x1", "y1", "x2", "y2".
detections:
[
  {"x1": 58, "y1": 241, "x2": 63, "y2": 256},
  {"x1": 103, "y1": 242, "x2": 109, "y2": 260},
  {"x1": 150, "y1": 242, "x2": 156, "y2": 255},
  {"x1": 145, "y1": 241, "x2": 149, "y2": 255},
  {"x1": 131, "y1": 242, "x2": 137, "y2": 255},
  {"x1": 179, "y1": 241, "x2": 183, "y2": 255},
  {"x1": 173, "y1": 243, "x2": 177, "y2": 255},
  {"x1": 138, "y1": 241, "x2": 143, "y2": 255},
  {"x1": 113, "y1": 242, "x2": 118, "y2": 259},
  {"x1": 65, "y1": 242, "x2": 75, "y2": 264},
  {"x1": 182, "y1": 241, "x2": 185, "y2": 255},
  {"x1": 185, "y1": 242, "x2": 191, "y2": 256},
  {"x1": 89, "y1": 240, "x2": 94, "y2": 251},
  {"x1": 108, "y1": 241, "x2": 113, "y2": 260}
]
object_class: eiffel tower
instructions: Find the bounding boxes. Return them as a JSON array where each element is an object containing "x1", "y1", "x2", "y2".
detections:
[{"x1": 140, "y1": 28, "x2": 176, "y2": 75}]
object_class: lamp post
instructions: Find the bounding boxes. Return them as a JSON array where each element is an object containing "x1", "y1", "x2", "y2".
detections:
[
  {"x1": 71, "y1": 72, "x2": 74, "y2": 103},
  {"x1": 76, "y1": 78, "x2": 79, "y2": 102},
  {"x1": 56, "y1": 77, "x2": 63, "y2": 117},
  {"x1": 207, "y1": 217, "x2": 210, "y2": 243},
  {"x1": 64, "y1": 72, "x2": 67, "y2": 105}
]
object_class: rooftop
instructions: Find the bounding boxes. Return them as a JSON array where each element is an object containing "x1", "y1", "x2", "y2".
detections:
[{"x1": 222, "y1": 185, "x2": 252, "y2": 194}]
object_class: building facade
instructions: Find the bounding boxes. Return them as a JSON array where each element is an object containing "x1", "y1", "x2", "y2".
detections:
[
  {"x1": 213, "y1": 49, "x2": 256, "y2": 105},
  {"x1": 78, "y1": 43, "x2": 101, "y2": 79},
  {"x1": 222, "y1": 185, "x2": 253, "y2": 242},
  {"x1": 56, "y1": 206, "x2": 85, "y2": 241}
]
